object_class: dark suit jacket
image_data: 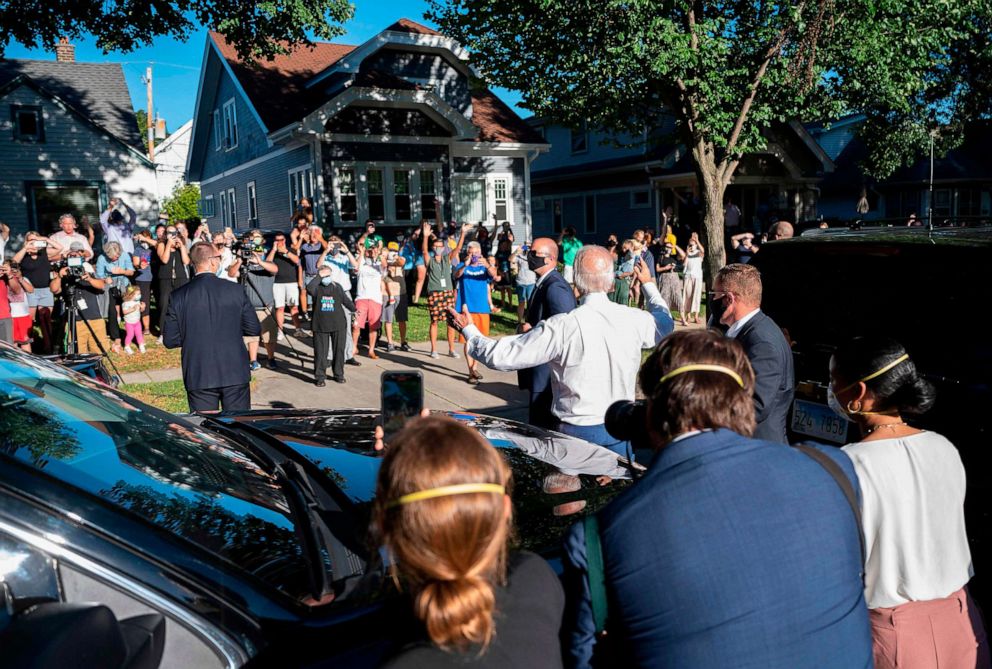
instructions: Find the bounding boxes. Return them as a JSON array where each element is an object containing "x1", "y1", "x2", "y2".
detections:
[
  {"x1": 518, "y1": 269, "x2": 576, "y2": 392},
  {"x1": 563, "y1": 430, "x2": 871, "y2": 669},
  {"x1": 163, "y1": 273, "x2": 261, "y2": 391},
  {"x1": 734, "y1": 310, "x2": 795, "y2": 443}
]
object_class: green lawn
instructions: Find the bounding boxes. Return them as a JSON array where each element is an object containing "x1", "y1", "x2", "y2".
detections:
[
  {"x1": 107, "y1": 337, "x2": 182, "y2": 374},
  {"x1": 124, "y1": 379, "x2": 189, "y2": 413},
  {"x1": 403, "y1": 297, "x2": 521, "y2": 341}
]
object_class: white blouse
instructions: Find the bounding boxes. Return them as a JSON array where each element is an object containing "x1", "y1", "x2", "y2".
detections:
[{"x1": 843, "y1": 431, "x2": 973, "y2": 609}]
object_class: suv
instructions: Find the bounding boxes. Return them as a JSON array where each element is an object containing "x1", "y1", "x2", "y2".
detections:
[{"x1": 752, "y1": 225, "x2": 992, "y2": 600}]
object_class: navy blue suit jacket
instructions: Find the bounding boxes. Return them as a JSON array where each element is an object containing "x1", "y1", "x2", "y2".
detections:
[
  {"x1": 163, "y1": 273, "x2": 260, "y2": 391},
  {"x1": 563, "y1": 430, "x2": 871, "y2": 669},
  {"x1": 517, "y1": 270, "x2": 576, "y2": 392},
  {"x1": 735, "y1": 311, "x2": 795, "y2": 443}
]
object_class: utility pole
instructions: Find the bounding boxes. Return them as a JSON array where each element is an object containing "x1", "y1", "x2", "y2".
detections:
[
  {"x1": 145, "y1": 65, "x2": 155, "y2": 161},
  {"x1": 927, "y1": 131, "x2": 934, "y2": 231}
]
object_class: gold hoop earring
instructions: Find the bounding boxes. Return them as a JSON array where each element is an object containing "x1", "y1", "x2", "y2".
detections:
[{"x1": 847, "y1": 399, "x2": 862, "y2": 414}]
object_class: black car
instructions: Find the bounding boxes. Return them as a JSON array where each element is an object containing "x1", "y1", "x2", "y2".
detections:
[
  {"x1": 752, "y1": 225, "x2": 992, "y2": 600},
  {"x1": 0, "y1": 344, "x2": 632, "y2": 668}
]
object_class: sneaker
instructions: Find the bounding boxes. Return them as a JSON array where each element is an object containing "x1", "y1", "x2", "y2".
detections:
[
  {"x1": 333, "y1": 377, "x2": 346, "y2": 384},
  {"x1": 400, "y1": 342, "x2": 412, "y2": 352},
  {"x1": 449, "y1": 350, "x2": 460, "y2": 359},
  {"x1": 138, "y1": 344, "x2": 146, "y2": 354},
  {"x1": 266, "y1": 358, "x2": 278, "y2": 370},
  {"x1": 157, "y1": 336, "x2": 163, "y2": 345},
  {"x1": 386, "y1": 343, "x2": 396, "y2": 352},
  {"x1": 277, "y1": 330, "x2": 285, "y2": 342},
  {"x1": 294, "y1": 329, "x2": 308, "y2": 340},
  {"x1": 314, "y1": 379, "x2": 326, "y2": 387},
  {"x1": 430, "y1": 351, "x2": 439, "y2": 359},
  {"x1": 123, "y1": 345, "x2": 134, "y2": 355},
  {"x1": 249, "y1": 361, "x2": 261, "y2": 372}
]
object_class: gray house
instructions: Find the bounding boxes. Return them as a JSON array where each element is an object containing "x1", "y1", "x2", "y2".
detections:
[
  {"x1": 0, "y1": 41, "x2": 158, "y2": 240},
  {"x1": 186, "y1": 19, "x2": 548, "y2": 240}
]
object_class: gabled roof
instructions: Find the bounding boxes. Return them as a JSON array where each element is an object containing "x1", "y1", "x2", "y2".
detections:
[
  {"x1": 0, "y1": 59, "x2": 144, "y2": 150},
  {"x1": 154, "y1": 119, "x2": 193, "y2": 155},
  {"x1": 209, "y1": 32, "x2": 356, "y2": 132},
  {"x1": 209, "y1": 22, "x2": 543, "y2": 145}
]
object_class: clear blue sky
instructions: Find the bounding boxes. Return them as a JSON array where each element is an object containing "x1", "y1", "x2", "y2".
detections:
[{"x1": 2, "y1": 1, "x2": 528, "y2": 134}]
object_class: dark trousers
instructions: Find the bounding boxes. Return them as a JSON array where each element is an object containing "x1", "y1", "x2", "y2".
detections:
[
  {"x1": 157, "y1": 277, "x2": 187, "y2": 334},
  {"x1": 313, "y1": 329, "x2": 346, "y2": 381},
  {"x1": 106, "y1": 288, "x2": 122, "y2": 343},
  {"x1": 187, "y1": 384, "x2": 251, "y2": 412},
  {"x1": 529, "y1": 387, "x2": 559, "y2": 431}
]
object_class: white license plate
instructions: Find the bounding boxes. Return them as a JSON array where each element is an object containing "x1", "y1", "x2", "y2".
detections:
[{"x1": 791, "y1": 399, "x2": 850, "y2": 444}]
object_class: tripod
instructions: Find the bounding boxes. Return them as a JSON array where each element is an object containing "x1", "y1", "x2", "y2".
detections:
[
  {"x1": 61, "y1": 282, "x2": 125, "y2": 384},
  {"x1": 238, "y1": 261, "x2": 307, "y2": 371}
]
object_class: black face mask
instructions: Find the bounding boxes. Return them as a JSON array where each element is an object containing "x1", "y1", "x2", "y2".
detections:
[{"x1": 527, "y1": 253, "x2": 546, "y2": 272}]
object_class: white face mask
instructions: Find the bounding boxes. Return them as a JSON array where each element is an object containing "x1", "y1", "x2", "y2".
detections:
[{"x1": 826, "y1": 386, "x2": 848, "y2": 418}]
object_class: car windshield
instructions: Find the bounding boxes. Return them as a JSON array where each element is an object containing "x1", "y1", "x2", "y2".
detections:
[{"x1": 0, "y1": 347, "x2": 312, "y2": 601}]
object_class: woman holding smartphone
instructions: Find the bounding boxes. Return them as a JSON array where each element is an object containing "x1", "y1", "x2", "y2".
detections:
[
  {"x1": 12, "y1": 232, "x2": 60, "y2": 352},
  {"x1": 374, "y1": 416, "x2": 564, "y2": 668}
]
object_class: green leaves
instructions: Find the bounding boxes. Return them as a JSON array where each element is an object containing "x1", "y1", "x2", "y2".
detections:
[{"x1": 0, "y1": 0, "x2": 355, "y2": 61}]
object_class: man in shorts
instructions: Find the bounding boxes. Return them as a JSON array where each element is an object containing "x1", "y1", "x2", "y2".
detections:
[
  {"x1": 232, "y1": 243, "x2": 280, "y2": 370},
  {"x1": 454, "y1": 242, "x2": 498, "y2": 384},
  {"x1": 382, "y1": 242, "x2": 410, "y2": 352},
  {"x1": 511, "y1": 241, "x2": 537, "y2": 324},
  {"x1": 352, "y1": 235, "x2": 387, "y2": 360},
  {"x1": 267, "y1": 232, "x2": 301, "y2": 340},
  {"x1": 421, "y1": 220, "x2": 469, "y2": 359}
]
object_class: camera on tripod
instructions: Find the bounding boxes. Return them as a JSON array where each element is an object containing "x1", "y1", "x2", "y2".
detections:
[
  {"x1": 54, "y1": 256, "x2": 86, "y2": 281},
  {"x1": 231, "y1": 238, "x2": 263, "y2": 262}
]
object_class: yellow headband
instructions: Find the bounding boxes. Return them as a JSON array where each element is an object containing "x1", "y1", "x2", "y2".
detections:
[
  {"x1": 840, "y1": 354, "x2": 909, "y2": 393},
  {"x1": 388, "y1": 483, "x2": 505, "y2": 509},
  {"x1": 656, "y1": 364, "x2": 745, "y2": 391}
]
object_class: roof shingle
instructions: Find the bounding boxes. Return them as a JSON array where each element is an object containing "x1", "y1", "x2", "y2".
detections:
[{"x1": 0, "y1": 59, "x2": 144, "y2": 149}]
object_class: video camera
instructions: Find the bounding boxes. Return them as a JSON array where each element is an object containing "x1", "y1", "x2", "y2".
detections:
[
  {"x1": 231, "y1": 238, "x2": 264, "y2": 262},
  {"x1": 605, "y1": 399, "x2": 649, "y2": 451},
  {"x1": 53, "y1": 256, "x2": 86, "y2": 281}
]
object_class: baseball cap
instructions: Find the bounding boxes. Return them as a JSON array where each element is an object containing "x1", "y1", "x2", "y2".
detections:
[{"x1": 69, "y1": 241, "x2": 86, "y2": 252}]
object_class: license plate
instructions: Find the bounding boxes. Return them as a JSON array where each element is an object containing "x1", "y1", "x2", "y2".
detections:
[{"x1": 791, "y1": 399, "x2": 850, "y2": 444}]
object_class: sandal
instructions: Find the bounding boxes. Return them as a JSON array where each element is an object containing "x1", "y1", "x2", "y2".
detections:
[
  {"x1": 467, "y1": 375, "x2": 479, "y2": 385},
  {"x1": 470, "y1": 371, "x2": 484, "y2": 381}
]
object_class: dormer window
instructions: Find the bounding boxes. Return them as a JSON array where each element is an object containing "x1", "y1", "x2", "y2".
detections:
[{"x1": 12, "y1": 105, "x2": 44, "y2": 142}]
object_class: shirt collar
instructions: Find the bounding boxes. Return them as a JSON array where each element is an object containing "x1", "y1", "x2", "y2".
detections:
[
  {"x1": 726, "y1": 308, "x2": 760, "y2": 339},
  {"x1": 648, "y1": 428, "x2": 735, "y2": 473},
  {"x1": 578, "y1": 292, "x2": 609, "y2": 306},
  {"x1": 535, "y1": 268, "x2": 556, "y2": 287}
]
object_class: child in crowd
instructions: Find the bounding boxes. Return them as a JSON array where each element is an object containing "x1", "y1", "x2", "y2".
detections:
[{"x1": 120, "y1": 285, "x2": 146, "y2": 354}]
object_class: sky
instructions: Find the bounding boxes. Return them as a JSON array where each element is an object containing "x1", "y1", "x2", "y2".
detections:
[{"x1": 2, "y1": 0, "x2": 528, "y2": 135}]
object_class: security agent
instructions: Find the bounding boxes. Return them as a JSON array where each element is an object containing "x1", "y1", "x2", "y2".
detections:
[{"x1": 163, "y1": 242, "x2": 261, "y2": 412}]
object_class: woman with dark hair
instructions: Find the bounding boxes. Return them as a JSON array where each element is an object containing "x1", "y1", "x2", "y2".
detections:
[
  {"x1": 831, "y1": 337, "x2": 989, "y2": 669},
  {"x1": 374, "y1": 416, "x2": 564, "y2": 668}
]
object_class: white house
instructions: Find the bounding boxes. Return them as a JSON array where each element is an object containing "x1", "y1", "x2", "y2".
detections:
[{"x1": 154, "y1": 119, "x2": 194, "y2": 200}]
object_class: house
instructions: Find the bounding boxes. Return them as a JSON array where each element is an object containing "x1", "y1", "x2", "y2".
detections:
[
  {"x1": 0, "y1": 40, "x2": 158, "y2": 239},
  {"x1": 186, "y1": 19, "x2": 548, "y2": 241},
  {"x1": 809, "y1": 115, "x2": 992, "y2": 223},
  {"x1": 528, "y1": 118, "x2": 834, "y2": 241},
  {"x1": 154, "y1": 119, "x2": 194, "y2": 200}
]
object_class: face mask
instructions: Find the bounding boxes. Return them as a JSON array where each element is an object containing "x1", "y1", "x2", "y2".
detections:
[
  {"x1": 828, "y1": 353, "x2": 910, "y2": 418},
  {"x1": 140, "y1": 242, "x2": 150, "y2": 249},
  {"x1": 527, "y1": 253, "x2": 546, "y2": 272},
  {"x1": 827, "y1": 386, "x2": 847, "y2": 418},
  {"x1": 321, "y1": 276, "x2": 333, "y2": 286}
]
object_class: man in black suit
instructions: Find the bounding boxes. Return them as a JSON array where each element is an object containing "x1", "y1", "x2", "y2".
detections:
[
  {"x1": 517, "y1": 237, "x2": 577, "y2": 429},
  {"x1": 713, "y1": 263, "x2": 794, "y2": 443},
  {"x1": 164, "y1": 242, "x2": 261, "y2": 412}
]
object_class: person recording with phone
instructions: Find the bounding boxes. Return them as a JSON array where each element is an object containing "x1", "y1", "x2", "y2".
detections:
[
  {"x1": 100, "y1": 197, "x2": 136, "y2": 255},
  {"x1": 12, "y1": 232, "x2": 59, "y2": 352},
  {"x1": 306, "y1": 266, "x2": 355, "y2": 386},
  {"x1": 155, "y1": 225, "x2": 190, "y2": 338},
  {"x1": 50, "y1": 242, "x2": 108, "y2": 354}
]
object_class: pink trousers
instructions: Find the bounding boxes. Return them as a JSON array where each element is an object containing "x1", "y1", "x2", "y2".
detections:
[{"x1": 870, "y1": 587, "x2": 991, "y2": 669}]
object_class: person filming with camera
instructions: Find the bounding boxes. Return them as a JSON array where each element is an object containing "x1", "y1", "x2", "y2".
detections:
[
  {"x1": 163, "y1": 242, "x2": 261, "y2": 412},
  {"x1": 50, "y1": 242, "x2": 107, "y2": 354},
  {"x1": 230, "y1": 231, "x2": 280, "y2": 370}
]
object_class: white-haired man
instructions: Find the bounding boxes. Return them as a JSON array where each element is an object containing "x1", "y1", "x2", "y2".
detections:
[{"x1": 450, "y1": 245, "x2": 674, "y2": 455}]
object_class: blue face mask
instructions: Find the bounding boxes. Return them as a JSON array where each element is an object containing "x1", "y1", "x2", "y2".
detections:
[{"x1": 321, "y1": 276, "x2": 333, "y2": 286}]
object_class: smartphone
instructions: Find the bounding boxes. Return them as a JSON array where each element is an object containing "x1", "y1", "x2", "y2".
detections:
[
  {"x1": 33, "y1": 240, "x2": 47, "y2": 249},
  {"x1": 381, "y1": 370, "x2": 424, "y2": 440}
]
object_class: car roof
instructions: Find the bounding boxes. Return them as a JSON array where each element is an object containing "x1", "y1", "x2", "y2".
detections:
[{"x1": 789, "y1": 225, "x2": 992, "y2": 247}]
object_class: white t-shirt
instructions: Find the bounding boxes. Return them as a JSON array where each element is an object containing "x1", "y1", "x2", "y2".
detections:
[
  {"x1": 8, "y1": 287, "x2": 29, "y2": 318},
  {"x1": 122, "y1": 298, "x2": 142, "y2": 324},
  {"x1": 514, "y1": 255, "x2": 536, "y2": 286},
  {"x1": 322, "y1": 253, "x2": 352, "y2": 292},
  {"x1": 355, "y1": 261, "x2": 384, "y2": 303},
  {"x1": 842, "y1": 431, "x2": 973, "y2": 609},
  {"x1": 217, "y1": 247, "x2": 238, "y2": 282}
]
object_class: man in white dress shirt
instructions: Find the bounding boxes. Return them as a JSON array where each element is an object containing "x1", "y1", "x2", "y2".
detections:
[{"x1": 450, "y1": 245, "x2": 674, "y2": 456}]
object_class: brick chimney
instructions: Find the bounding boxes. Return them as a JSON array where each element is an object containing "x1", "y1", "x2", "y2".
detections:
[{"x1": 55, "y1": 37, "x2": 75, "y2": 63}]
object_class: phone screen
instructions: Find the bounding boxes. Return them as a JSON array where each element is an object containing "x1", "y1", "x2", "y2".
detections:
[{"x1": 381, "y1": 371, "x2": 424, "y2": 440}]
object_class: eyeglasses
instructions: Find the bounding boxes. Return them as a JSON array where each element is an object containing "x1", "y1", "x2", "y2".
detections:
[{"x1": 527, "y1": 249, "x2": 548, "y2": 258}]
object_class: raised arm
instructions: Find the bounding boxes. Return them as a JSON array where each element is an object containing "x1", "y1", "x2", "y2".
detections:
[
  {"x1": 453, "y1": 222, "x2": 472, "y2": 259},
  {"x1": 420, "y1": 221, "x2": 431, "y2": 264},
  {"x1": 632, "y1": 259, "x2": 674, "y2": 344}
]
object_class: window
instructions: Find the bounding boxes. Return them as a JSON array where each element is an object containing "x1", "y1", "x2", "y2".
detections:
[
  {"x1": 226, "y1": 188, "x2": 237, "y2": 228},
  {"x1": 533, "y1": 198, "x2": 545, "y2": 212},
  {"x1": 200, "y1": 195, "x2": 215, "y2": 218},
  {"x1": 956, "y1": 188, "x2": 982, "y2": 218},
  {"x1": 420, "y1": 170, "x2": 437, "y2": 222},
  {"x1": 585, "y1": 194, "x2": 596, "y2": 233},
  {"x1": 222, "y1": 99, "x2": 238, "y2": 150},
  {"x1": 338, "y1": 168, "x2": 357, "y2": 222},
  {"x1": 27, "y1": 183, "x2": 101, "y2": 234},
  {"x1": 246, "y1": 182, "x2": 257, "y2": 226},
  {"x1": 11, "y1": 105, "x2": 44, "y2": 142},
  {"x1": 393, "y1": 169, "x2": 412, "y2": 221},
  {"x1": 288, "y1": 166, "x2": 314, "y2": 212},
  {"x1": 630, "y1": 189, "x2": 651, "y2": 209},
  {"x1": 213, "y1": 110, "x2": 222, "y2": 150},
  {"x1": 552, "y1": 199, "x2": 563, "y2": 233},
  {"x1": 455, "y1": 178, "x2": 487, "y2": 222},
  {"x1": 492, "y1": 178, "x2": 509, "y2": 222},
  {"x1": 933, "y1": 189, "x2": 951, "y2": 218},
  {"x1": 570, "y1": 123, "x2": 588, "y2": 154},
  {"x1": 218, "y1": 191, "x2": 227, "y2": 226},
  {"x1": 367, "y1": 169, "x2": 385, "y2": 221}
]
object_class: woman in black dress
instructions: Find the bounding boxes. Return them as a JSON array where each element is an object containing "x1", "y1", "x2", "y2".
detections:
[{"x1": 374, "y1": 416, "x2": 565, "y2": 669}]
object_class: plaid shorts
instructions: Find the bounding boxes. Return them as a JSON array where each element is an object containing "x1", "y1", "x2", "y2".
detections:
[{"x1": 427, "y1": 290, "x2": 455, "y2": 323}]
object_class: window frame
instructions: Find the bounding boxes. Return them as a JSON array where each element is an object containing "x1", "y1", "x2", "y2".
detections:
[
  {"x1": 629, "y1": 189, "x2": 652, "y2": 209},
  {"x1": 226, "y1": 187, "x2": 237, "y2": 228},
  {"x1": 222, "y1": 99, "x2": 238, "y2": 151},
  {"x1": 246, "y1": 182, "x2": 257, "y2": 227},
  {"x1": 11, "y1": 104, "x2": 44, "y2": 143},
  {"x1": 288, "y1": 165, "x2": 314, "y2": 213},
  {"x1": 213, "y1": 110, "x2": 222, "y2": 151},
  {"x1": 201, "y1": 194, "x2": 215, "y2": 218},
  {"x1": 570, "y1": 123, "x2": 588, "y2": 155},
  {"x1": 330, "y1": 162, "x2": 443, "y2": 227}
]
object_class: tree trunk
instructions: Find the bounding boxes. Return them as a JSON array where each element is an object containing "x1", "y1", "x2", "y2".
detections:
[{"x1": 691, "y1": 145, "x2": 730, "y2": 282}]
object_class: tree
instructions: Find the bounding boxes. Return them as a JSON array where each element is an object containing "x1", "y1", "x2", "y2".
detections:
[
  {"x1": 135, "y1": 110, "x2": 165, "y2": 150},
  {"x1": 431, "y1": 0, "x2": 992, "y2": 276},
  {"x1": 0, "y1": 0, "x2": 354, "y2": 61},
  {"x1": 161, "y1": 182, "x2": 201, "y2": 223}
]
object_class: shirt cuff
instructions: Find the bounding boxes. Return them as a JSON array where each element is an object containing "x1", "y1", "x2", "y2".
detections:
[
  {"x1": 462, "y1": 324, "x2": 482, "y2": 341},
  {"x1": 642, "y1": 282, "x2": 661, "y2": 298}
]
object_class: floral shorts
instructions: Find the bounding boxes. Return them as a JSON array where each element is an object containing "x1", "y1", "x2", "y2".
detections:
[{"x1": 427, "y1": 290, "x2": 455, "y2": 323}]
